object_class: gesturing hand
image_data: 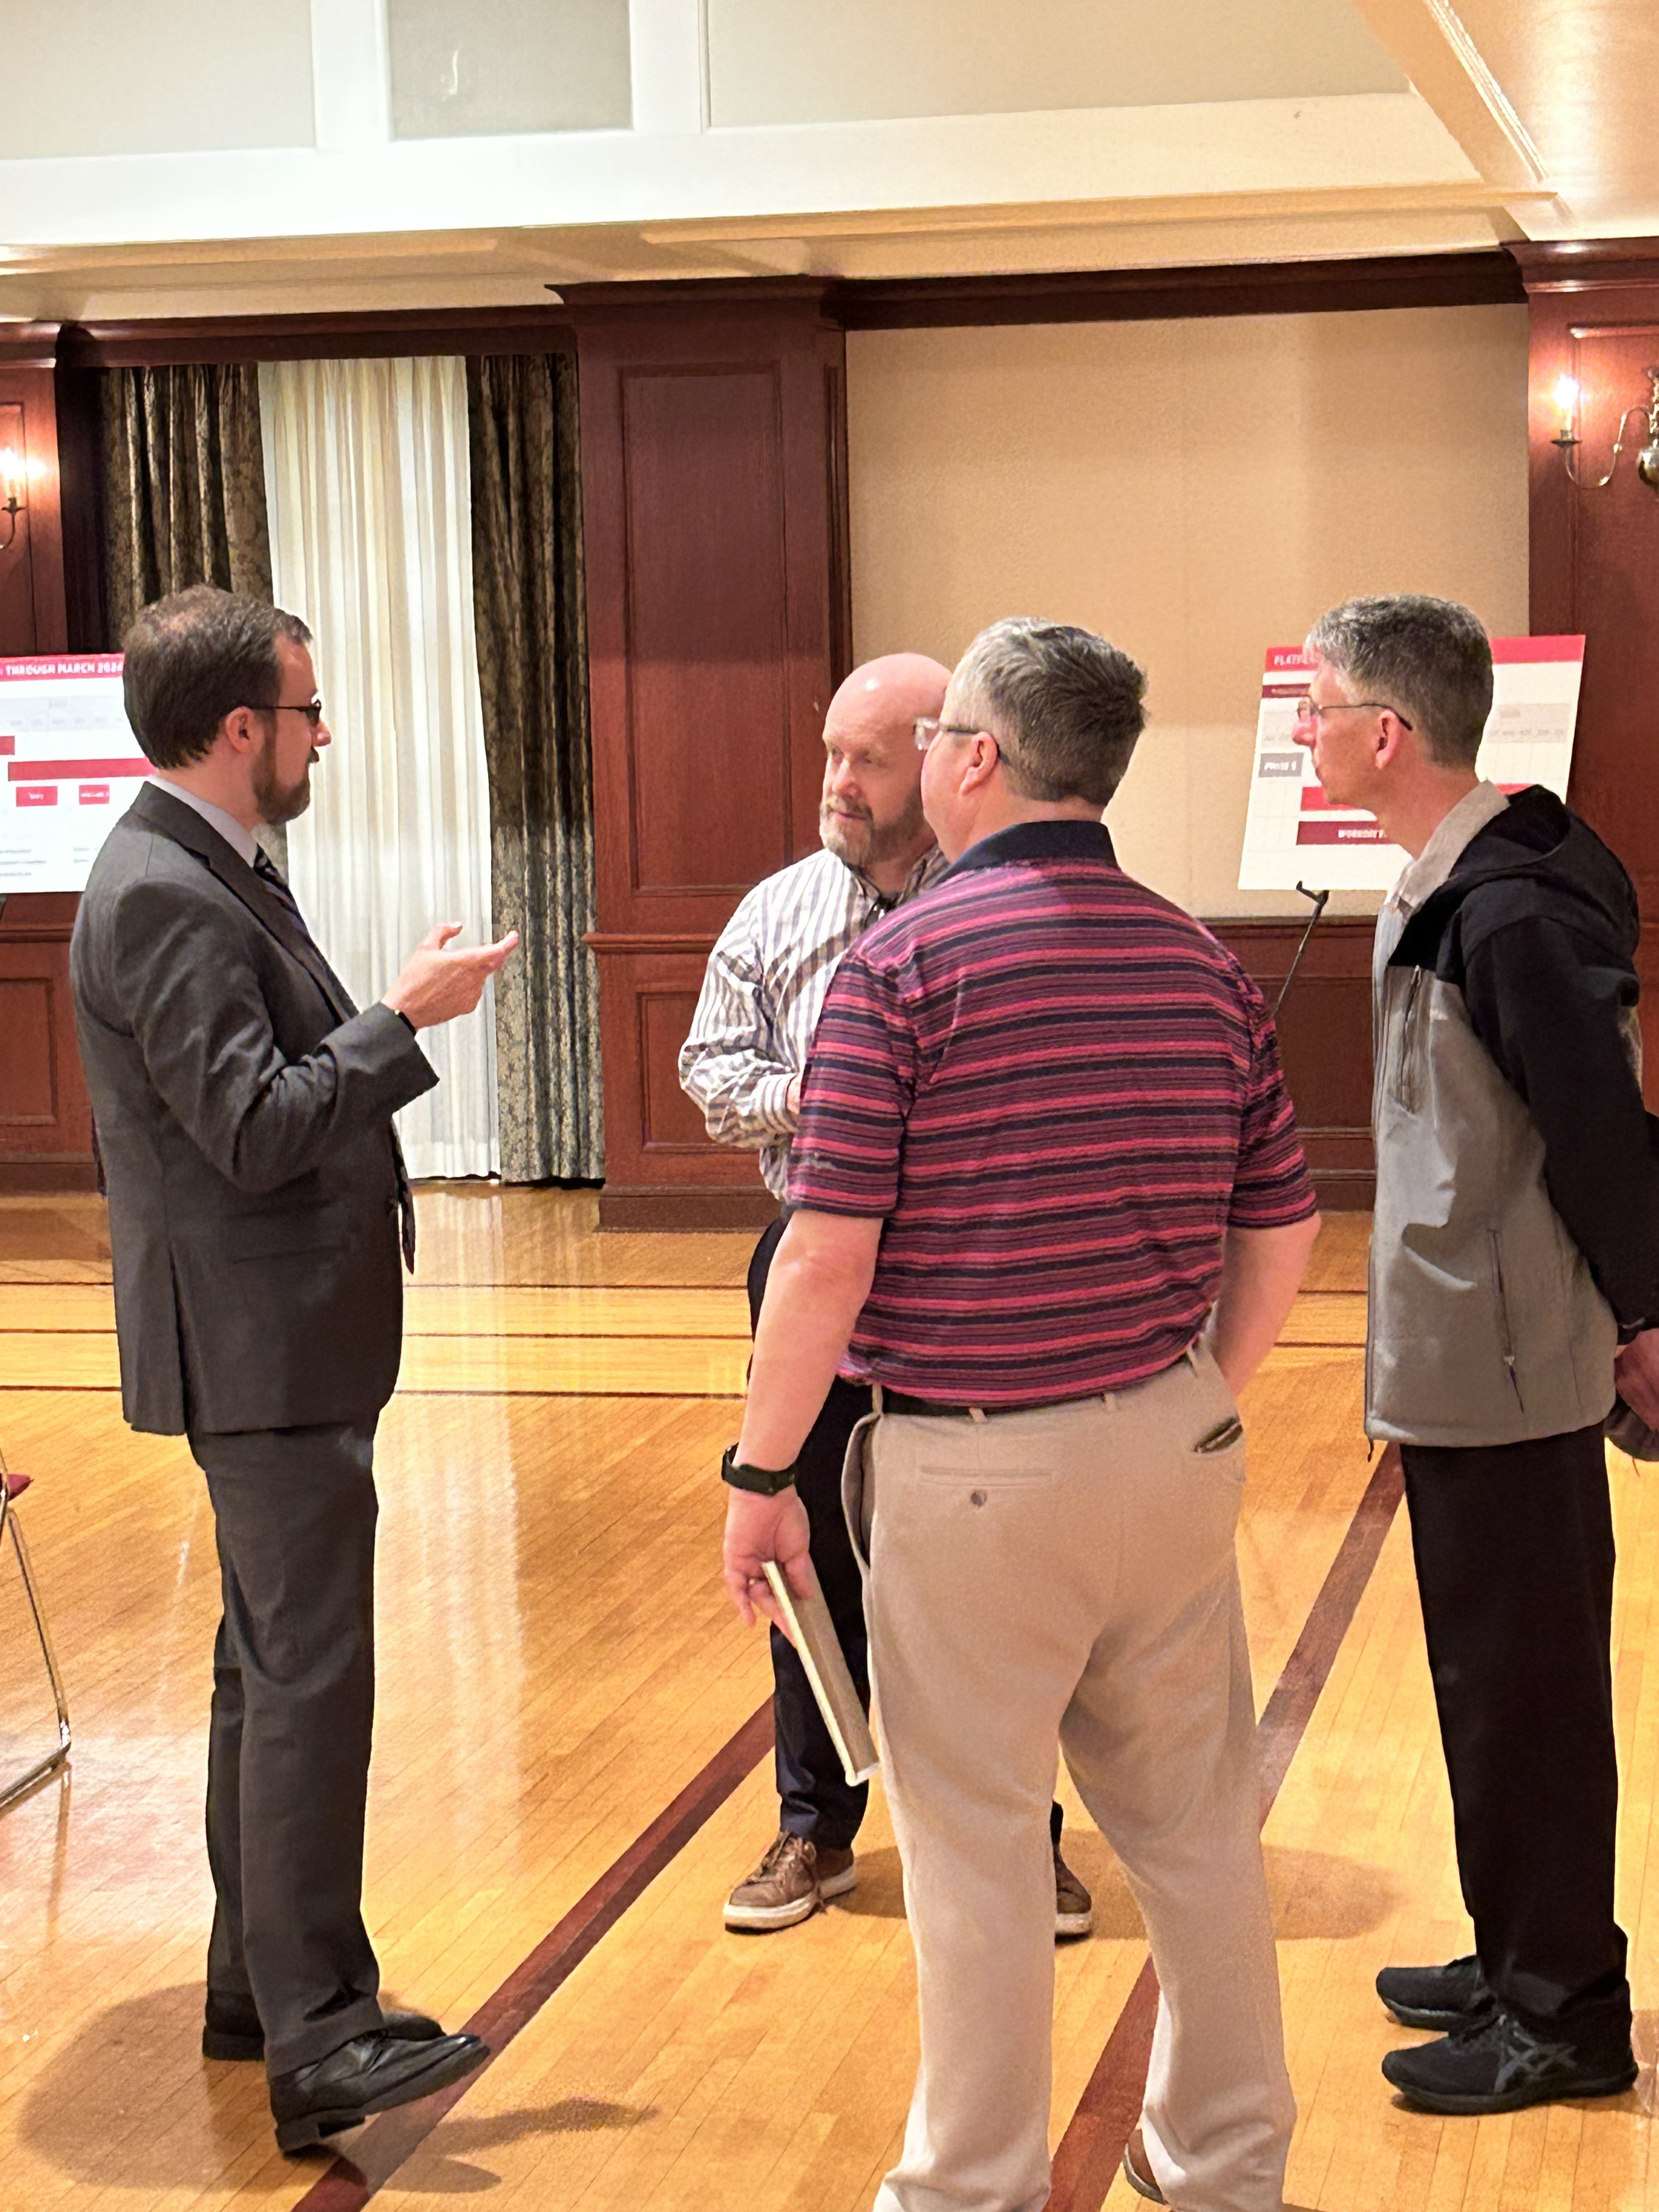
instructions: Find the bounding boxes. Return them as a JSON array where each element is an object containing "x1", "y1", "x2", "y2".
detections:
[
  {"x1": 383, "y1": 923, "x2": 520, "y2": 1030},
  {"x1": 722, "y1": 1486, "x2": 813, "y2": 1633}
]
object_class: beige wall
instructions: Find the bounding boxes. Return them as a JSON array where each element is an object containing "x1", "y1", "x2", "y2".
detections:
[{"x1": 848, "y1": 305, "x2": 1530, "y2": 917}]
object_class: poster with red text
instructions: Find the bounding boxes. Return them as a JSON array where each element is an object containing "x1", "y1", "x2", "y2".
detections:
[
  {"x1": 0, "y1": 655, "x2": 145, "y2": 893},
  {"x1": 1238, "y1": 636, "x2": 1585, "y2": 893}
]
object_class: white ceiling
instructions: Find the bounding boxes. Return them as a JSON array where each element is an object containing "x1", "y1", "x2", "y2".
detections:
[{"x1": 0, "y1": 0, "x2": 1649, "y2": 320}]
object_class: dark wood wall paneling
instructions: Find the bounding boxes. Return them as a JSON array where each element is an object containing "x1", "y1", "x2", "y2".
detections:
[
  {"x1": 0, "y1": 246, "x2": 1602, "y2": 1208},
  {"x1": 558, "y1": 262, "x2": 1530, "y2": 1224},
  {"x1": 1210, "y1": 919, "x2": 1376, "y2": 1212},
  {"x1": 1516, "y1": 241, "x2": 1659, "y2": 1101},
  {"x1": 0, "y1": 325, "x2": 96, "y2": 1189},
  {"x1": 569, "y1": 293, "x2": 850, "y2": 1229}
]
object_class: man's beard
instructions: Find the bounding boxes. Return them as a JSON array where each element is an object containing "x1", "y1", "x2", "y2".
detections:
[
  {"x1": 820, "y1": 789, "x2": 927, "y2": 871},
  {"x1": 252, "y1": 734, "x2": 317, "y2": 826}
]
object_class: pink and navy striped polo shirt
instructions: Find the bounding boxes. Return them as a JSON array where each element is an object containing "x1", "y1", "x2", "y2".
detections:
[{"x1": 787, "y1": 819, "x2": 1316, "y2": 1406}]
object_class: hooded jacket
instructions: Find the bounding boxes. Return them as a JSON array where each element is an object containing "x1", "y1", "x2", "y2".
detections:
[{"x1": 1368, "y1": 785, "x2": 1659, "y2": 1447}]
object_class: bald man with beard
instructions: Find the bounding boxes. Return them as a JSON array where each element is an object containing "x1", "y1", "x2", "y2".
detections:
[{"x1": 681, "y1": 656, "x2": 1093, "y2": 1939}]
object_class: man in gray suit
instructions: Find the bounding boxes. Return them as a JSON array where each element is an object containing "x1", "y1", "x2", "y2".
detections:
[{"x1": 71, "y1": 585, "x2": 516, "y2": 2153}]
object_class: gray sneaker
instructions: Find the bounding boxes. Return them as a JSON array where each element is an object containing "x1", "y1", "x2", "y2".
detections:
[{"x1": 724, "y1": 1831, "x2": 857, "y2": 1932}]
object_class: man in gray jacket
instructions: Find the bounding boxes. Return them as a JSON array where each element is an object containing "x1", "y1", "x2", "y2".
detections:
[
  {"x1": 1296, "y1": 593, "x2": 1659, "y2": 2116},
  {"x1": 72, "y1": 586, "x2": 515, "y2": 2151}
]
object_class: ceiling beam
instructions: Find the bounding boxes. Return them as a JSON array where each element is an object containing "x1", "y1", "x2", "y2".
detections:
[{"x1": 1343, "y1": 0, "x2": 1548, "y2": 190}]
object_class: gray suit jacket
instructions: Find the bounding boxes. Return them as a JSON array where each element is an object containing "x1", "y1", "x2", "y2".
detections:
[{"x1": 70, "y1": 781, "x2": 439, "y2": 1436}]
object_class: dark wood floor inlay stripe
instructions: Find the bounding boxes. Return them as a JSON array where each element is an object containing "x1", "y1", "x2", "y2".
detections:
[
  {"x1": 292, "y1": 1699, "x2": 775, "y2": 2212},
  {"x1": 292, "y1": 1443, "x2": 1403, "y2": 2212}
]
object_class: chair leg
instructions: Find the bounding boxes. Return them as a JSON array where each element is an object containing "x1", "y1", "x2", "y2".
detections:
[{"x1": 0, "y1": 1509, "x2": 72, "y2": 1813}]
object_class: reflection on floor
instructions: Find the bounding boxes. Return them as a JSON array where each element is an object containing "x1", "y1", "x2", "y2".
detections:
[{"x1": 0, "y1": 1190, "x2": 1651, "y2": 2211}]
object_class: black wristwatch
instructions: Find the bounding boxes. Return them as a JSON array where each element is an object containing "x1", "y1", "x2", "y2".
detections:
[{"x1": 720, "y1": 1443, "x2": 798, "y2": 1496}]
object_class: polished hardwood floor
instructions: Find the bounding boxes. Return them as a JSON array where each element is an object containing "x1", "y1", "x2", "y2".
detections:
[{"x1": 0, "y1": 1189, "x2": 1652, "y2": 2211}]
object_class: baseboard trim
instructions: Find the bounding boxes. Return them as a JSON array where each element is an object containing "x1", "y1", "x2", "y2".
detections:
[
  {"x1": 1311, "y1": 1169, "x2": 1375, "y2": 1211},
  {"x1": 598, "y1": 1186, "x2": 780, "y2": 1233},
  {"x1": 0, "y1": 1156, "x2": 99, "y2": 1194}
]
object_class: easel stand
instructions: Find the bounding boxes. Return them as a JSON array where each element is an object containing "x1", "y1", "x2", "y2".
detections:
[{"x1": 1272, "y1": 882, "x2": 1331, "y2": 1022}]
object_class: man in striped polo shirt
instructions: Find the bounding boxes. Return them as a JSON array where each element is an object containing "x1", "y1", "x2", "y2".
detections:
[
  {"x1": 721, "y1": 619, "x2": 1321, "y2": 2212},
  {"x1": 682, "y1": 654, "x2": 1091, "y2": 1942}
]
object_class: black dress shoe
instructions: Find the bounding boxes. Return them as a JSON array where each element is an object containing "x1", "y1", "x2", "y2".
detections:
[
  {"x1": 269, "y1": 2028, "x2": 489, "y2": 2153},
  {"x1": 1381, "y1": 2006, "x2": 1637, "y2": 2116},
  {"x1": 1376, "y1": 1953, "x2": 1491, "y2": 2031},
  {"x1": 203, "y1": 1992, "x2": 445, "y2": 2063}
]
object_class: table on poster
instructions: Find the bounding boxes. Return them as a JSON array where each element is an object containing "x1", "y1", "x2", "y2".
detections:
[
  {"x1": 1238, "y1": 636, "x2": 1586, "y2": 893},
  {"x1": 0, "y1": 655, "x2": 145, "y2": 894}
]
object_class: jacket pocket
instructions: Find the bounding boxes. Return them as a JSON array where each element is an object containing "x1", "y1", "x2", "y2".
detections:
[
  {"x1": 222, "y1": 1201, "x2": 350, "y2": 1262},
  {"x1": 1488, "y1": 1229, "x2": 1525, "y2": 1410}
]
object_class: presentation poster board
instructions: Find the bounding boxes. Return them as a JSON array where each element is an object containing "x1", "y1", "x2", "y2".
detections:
[
  {"x1": 0, "y1": 654, "x2": 145, "y2": 894},
  {"x1": 1238, "y1": 636, "x2": 1586, "y2": 893}
]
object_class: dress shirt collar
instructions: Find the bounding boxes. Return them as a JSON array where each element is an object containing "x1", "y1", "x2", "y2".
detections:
[
  {"x1": 148, "y1": 775, "x2": 262, "y2": 868},
  {"x1": 1387, "y1": 780, "x2": 1510, "y2": 919},
  {"x1": 939, "y1": 817, "x2": 1118, "y2": 882}
]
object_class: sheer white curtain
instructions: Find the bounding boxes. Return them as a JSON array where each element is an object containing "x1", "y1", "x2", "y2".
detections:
[{"x1": 259, "y1": 356, "x2": 499, "y2": 1178}]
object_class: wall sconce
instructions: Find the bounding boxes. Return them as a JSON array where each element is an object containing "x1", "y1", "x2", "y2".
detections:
[
  {"x1": 0, "y1": 445, "x2": 26, "y2": 552},
  {"x1": 1551, "y1": 366, "x2": 1659, "y2": 491}
]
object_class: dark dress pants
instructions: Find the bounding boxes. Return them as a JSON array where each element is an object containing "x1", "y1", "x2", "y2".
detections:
[
  {"x1": 1401, "y1": 1422, "x2": 1632, "y2": 2055},
  {"x1": 191, "y1": 1419, "x2": 385, "y2": 2076},
  {"x1": 748, "y1": 1217, "x2": 872, "y2": 1850}
]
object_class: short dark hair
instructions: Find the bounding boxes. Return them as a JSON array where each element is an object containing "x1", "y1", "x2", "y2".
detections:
[
  {"x1": 1305, "y1": 595, "x2": 1493, "y2": 769},
  {"x1": 954, "y1": 617, "x2": 1146, "y2": 808},
  {"x1": 122, "y1": 586, "x2": 312, "y2": 769}
]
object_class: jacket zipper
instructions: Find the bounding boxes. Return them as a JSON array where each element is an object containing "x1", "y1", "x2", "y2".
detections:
[
  {"x1": 1488, "y1": 1229, "x2": 1525, "y2": 1409},
  {"x1": 1394, "y1": 968, "x2": 1424, "y2": 1111}
]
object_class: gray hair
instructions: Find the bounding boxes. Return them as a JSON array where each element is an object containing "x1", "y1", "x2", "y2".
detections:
[
  {"x1": 954, "y1": 617, "x2": 1146, "y2": 808},
  {"x1": 1305, "y1": 595, "x2": 1493, "y2": 770}
]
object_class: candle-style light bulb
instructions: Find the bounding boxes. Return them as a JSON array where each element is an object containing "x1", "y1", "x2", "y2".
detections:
[{"x1": 1552, "y1": 374, "x2": 1579, "y2": 442}]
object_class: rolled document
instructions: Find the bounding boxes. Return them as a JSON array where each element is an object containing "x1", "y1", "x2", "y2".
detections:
[{"x1": 761, "y1": 1558, "x2": 880, "y2": 1787}]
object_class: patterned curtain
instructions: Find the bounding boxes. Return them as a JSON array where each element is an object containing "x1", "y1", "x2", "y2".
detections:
[
  {"x1": 98, "y1": 362, "x2": 285, "y2": 865},
  {"x1": 465, "y1": 353, "x2": 602, "y2": 1182},
  {"x1": 98, "y1": 364, "x2": 273, "y2": 641}
]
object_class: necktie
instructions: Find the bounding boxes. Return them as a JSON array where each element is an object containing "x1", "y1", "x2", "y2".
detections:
[
  {"x1": 252, "y1": 849, "x2": 417, "y2": 1273},
  {"x1": 253, "y1": 845, "x2": 311, "y2": 933}
]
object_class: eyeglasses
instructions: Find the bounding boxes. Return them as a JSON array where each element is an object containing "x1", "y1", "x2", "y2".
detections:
[
  {"x1": 262, "y1": 698, "x2": 325, "y2": 730},
  {"x1": 913, "y1": 717, "x2": 998, "y2": 753},
  {"x1": 1293, "y1": 696, "x2": 1413, "y2": 731}
]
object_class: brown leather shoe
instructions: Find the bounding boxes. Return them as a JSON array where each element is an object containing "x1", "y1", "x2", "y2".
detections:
[
  {"x1": 1122, "y1": 2125, "x2": 1167, "y2": 2204},
  {"x1": 1052, "y1": 1805, "x2": 1093, "y2": 1938},
  {"x1": 723, "y1": 1830, "x2": 856, "y2": 1931}
]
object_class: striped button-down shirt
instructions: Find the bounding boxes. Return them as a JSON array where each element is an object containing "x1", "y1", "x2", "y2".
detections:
[{"x1": 679, "y1": 843, "x2": 947, "y2": 1199}]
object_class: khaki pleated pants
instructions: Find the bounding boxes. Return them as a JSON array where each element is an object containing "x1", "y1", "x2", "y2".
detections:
[{"x1": 845, "y1": 1347, "x2": 1294, "y2": 2212}]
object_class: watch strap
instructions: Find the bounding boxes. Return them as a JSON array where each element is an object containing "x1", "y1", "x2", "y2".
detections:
[{"x1": 721, "y1": 1443, "x2": 798, "y2": 1496}]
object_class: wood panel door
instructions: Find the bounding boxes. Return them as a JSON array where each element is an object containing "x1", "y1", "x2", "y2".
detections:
[
  {"x1": 1519, "y1": 245, "x2": 1659, "y2": 1098},
  {"x1": 572, "y1": 289, "x2": 849, "y2": 1228}
]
